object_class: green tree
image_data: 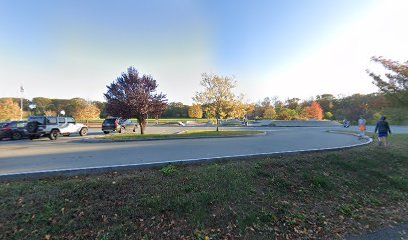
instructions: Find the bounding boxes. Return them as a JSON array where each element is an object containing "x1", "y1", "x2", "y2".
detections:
[
  {"x1": 324, "y1": 112, "x2": 334, "y2": 120},
  {"x1": 48, "y1": 99, "x2": 70, "y2": 115},
  {"x1": 164, "y1": 102, "x2": 189, "y2": 118},
  {"x1": 193, "y1": 73, "x2": 236, "y2": 131},
  {"x1": 285, "y1": 98, "x2": 301, "y2": 110},
  {"x1": 32, "y1": 97, "x2": 52, "y2": 115},
  {"x1": 276, "y1": 107, "x2": 299, "y2": 120},
  {"x1": 316, "y1": 94, "x2": 335, "y2": 113},
  {"x1": 331, "y1": 93, "x2": 387, "y2": 122},
  {"x1": 367, "y1": 56, "x2": 408, "y2": 106}
]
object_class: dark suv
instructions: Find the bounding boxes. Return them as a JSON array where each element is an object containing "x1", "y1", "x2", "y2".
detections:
[
  {"x1": 102, "y1": 118, "x2": 138, "y2": 134},
  {"x1": 0, "y1": 121, "x2": 28, "y2": 140}
]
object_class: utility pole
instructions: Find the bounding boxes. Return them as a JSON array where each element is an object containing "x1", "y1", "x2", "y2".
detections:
[{"x1": 20, "y1": 85, "x2": 24, "y2": 120}]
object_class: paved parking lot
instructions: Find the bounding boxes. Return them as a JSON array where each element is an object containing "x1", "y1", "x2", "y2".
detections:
[{"x1": 0, "y1": 126, "x2": 376, "y2": 177}]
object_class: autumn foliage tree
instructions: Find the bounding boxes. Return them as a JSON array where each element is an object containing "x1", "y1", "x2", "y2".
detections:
[
  {"x1": 367, "y1": 56, "x2": 408, "y2": 106},
  {"x1": 263, "y1": 108, "x2": 276, "y2": 119},
  {"x1": 228, "y1": 94, "x2": 253, "y2": 119},
  {"x1": 67, "y1": 98, "x2": 101, "y2": 120},
  {"x1": 104, "y1": 67, "x2": 167, "y2": 134},
  {"x1": 193, "y1": 73, "x2": 236, "y2": 131},
  {"x1": 304, "y1": 102, "x2": 323, "y2": 120},
  {"x1": 0, "y1": 98, "x2": 21, "y2": 120},
  {"x1": 188, "y1": 104, "x2": 203, "y2": 119}
]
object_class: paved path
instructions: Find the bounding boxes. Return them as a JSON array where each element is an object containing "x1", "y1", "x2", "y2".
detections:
[
  {"x1": 0, "y1": 126, "x2": 369, "y2": 177},
  {"x1": 348, "y1": 125, "x2": 408, "y2": 134}
]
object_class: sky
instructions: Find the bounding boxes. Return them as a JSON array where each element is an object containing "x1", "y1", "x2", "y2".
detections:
[{"x1": 1, "y1": 0, "x2": 407, "y2": 104}]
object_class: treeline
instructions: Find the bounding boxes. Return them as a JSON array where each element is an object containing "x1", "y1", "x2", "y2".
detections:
[
  {"x1": 0, "y1": 97, "x2": 106, "y2": 121},
  {"x1": 1, "y1": 93, "x2": 407, "y2": 124},
  {"x1": 250, "y1": 93, "x2": 407, "y2": 124}
]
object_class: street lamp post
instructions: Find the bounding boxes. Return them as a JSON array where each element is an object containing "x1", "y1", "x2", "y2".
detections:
[{"x1": 20, "y1": 85, "x2": 24, "y2": 120}]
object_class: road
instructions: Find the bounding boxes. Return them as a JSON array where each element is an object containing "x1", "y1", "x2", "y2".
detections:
[{"x1": 0, "y1": 126, "x2": 376, "y2": 177}]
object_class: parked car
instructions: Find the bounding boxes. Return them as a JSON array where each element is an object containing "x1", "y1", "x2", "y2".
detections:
[
  {"x1": 0, "y1": 121, "x2": 28, "y2": 140},
  {"x1": 102, "y1": 118, "x2": 138, "y2": 134},
  {"x1": 26, "y1": 116, "x2": 88, "y2": 140}
]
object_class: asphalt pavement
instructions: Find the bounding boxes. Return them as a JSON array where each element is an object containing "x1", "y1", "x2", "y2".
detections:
[{"x1": 0, "y1": 126, "x2": 372, "y2": 177}]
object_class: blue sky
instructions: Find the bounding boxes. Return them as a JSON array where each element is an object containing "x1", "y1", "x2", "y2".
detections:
[{"x1": 1, "y1": 0, "x2": 407, "y2": 104}]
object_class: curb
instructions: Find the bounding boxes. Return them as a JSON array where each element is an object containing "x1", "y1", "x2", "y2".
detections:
[
  {"x1": 79, "y1": 132, "x2": 267, "y2": 143},
  {"x1": 0, "y1": 131, "x2": 372, "y2": 181}
]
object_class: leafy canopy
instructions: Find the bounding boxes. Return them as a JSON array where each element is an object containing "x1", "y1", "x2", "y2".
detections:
[
  {"x1": 367, "y1": 56, "x2": 408, "y2": 106},
  {"x1": 104, "y1": 67, "x2": 167, "y2": 134},
  {"x1": 193, "y1": 73, "x2": 236, "y2": 119}
]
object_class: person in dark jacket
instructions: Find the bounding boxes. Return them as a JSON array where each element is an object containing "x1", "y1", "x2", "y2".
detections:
[{"x1": 374, "y1": 116, "x2": 391, "y2": 147}]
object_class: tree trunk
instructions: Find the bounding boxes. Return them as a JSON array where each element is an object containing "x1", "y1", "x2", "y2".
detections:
[
  {"x1": 138, "y1": 119, "x2": 147, "y2": 135},
  {"x1": 216, "y1": 118, "x2": 219, "y2": 132}
]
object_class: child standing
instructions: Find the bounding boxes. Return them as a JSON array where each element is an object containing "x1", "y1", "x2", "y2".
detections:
[{"x1": 358, "y1": 116, "x2": 367, "y2": 137}]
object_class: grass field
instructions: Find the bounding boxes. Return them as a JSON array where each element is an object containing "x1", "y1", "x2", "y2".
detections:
[
  {"x1": 78, "y1": 118, "x2": 210, "y2": 124},
  {"x1": 1, "y1": 135, "x2": 407, "y2": 239},
  {"x1": 97, "y1": 130, "x2": 263, "y2": 141}
]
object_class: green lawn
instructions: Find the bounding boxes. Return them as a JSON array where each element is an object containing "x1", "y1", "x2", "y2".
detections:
[
  {"x1": 97, "y1": 130, "x2": 263, "y2": 141},
  {"x1": 1, "y1": 135, "x2": 407, "y2": 239},
  {"x1": 78, "y1": 118, "x2": 211, "y2": 124}
]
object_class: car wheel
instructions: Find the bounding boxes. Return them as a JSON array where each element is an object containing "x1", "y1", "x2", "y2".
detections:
[
  {"x1": 119, "y1": 127, "x2": 126, "y2": 134},
  {"x1": 79, "y1": 127, "x2": 88, "y2": 136},
  {"x1": 49, "y1": 130, "x2": 59, "y2": 140},
  {"x1": 11, "y1": 132, "x2": 22, "y2": 140},
  {"x1": 26, "y1": 121, "x2": 39, "y2": 133},
  {"x1": 103, "y1": 131, "x2": 110, "y2": 134},
  {"x1": 133, "y1": 127, "x2": 136, "y2": 132}
]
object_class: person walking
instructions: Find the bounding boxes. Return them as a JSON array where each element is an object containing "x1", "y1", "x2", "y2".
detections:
[
  {"x1": 358, "y1": 116, "x2": 367, "y2": 137},
  {"x1": 374, "y1": 116, "x2": 392, "y2": 147}
]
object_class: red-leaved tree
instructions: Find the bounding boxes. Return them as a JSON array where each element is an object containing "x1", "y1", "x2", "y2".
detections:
[
  {"x1": 304, "y1": 101, "x2": 323, "y2": 120},
  {"x1": 104, "y1": 67, "x2": 167, "y2": 134}
]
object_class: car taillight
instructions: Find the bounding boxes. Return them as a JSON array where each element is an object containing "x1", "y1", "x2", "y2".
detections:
[
  {"x1": 115, "y1": 120, "x2": 119, "y2": 126},
  {"x1": 1, "y1": 128, "x2": 11, "y2": 131}
]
